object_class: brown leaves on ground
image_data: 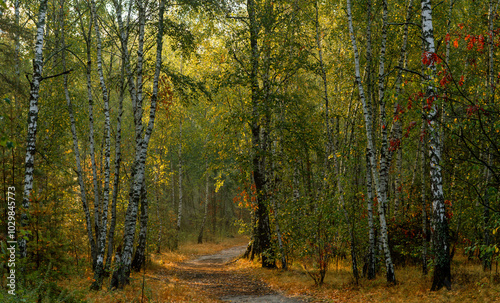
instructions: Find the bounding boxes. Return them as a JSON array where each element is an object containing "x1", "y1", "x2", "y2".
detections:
[
  {"x1": 235, "y1": 254, "x2": 500, "y2": 303},
  {"x1": 169, "y1": 259, "x2": 275, "y2": 298},
  {"x1": 58, "y1": 240, "x2": 500, "y2": 302}
]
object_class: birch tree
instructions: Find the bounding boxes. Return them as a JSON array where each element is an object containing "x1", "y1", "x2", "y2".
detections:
[
  {"x1": 421, "y1": 0, "x2": 452, "y2": 291},
  {"x1": 75, "y1": 0, "x2": 102, "y2": 269},
  {"x1": 19, "y1": 0, "x2": 49, "y2": 260},
  {"x1": 346, "y1": 0, "x2": 396, "y2": 283},
  {"x1": 131, "y1": 179, "x2": 148, "y2": 271},
  {"x1": 112, "y1": 0, "x2": 165, "y2": 288},
  {"x1": 104, "y1": 2, "x2": 128, "y2": 274},
  {"x1": 90, "y1": 0, "x2": 112, "y2": 290}
]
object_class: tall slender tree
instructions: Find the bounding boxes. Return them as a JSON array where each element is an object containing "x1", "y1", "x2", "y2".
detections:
[
  {"x1": 19, "y1": 0, "x2": 49, "y2": 260},
  {"x1": 112, "y1": 0, "x2": 165, "y2": 288},
  {"x1": 346, "y1": 0, "x2": 396, "y2": 283},
  {"x1": 421, "y1": 0, "x2": 452, "y2": 291}
]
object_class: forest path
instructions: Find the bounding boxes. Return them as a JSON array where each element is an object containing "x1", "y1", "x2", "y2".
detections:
[{"x1": 167, "y1": 245, "x2": 306, "y2": 303}]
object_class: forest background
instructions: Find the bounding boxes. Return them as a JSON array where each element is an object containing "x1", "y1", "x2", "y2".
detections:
[{"x1": 0, "y1": 0, "x2": 499, "y2": 301}]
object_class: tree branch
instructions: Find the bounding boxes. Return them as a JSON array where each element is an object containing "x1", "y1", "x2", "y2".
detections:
[{"x1": 41, "y1": 69, "x2": 73, "y2": 81}]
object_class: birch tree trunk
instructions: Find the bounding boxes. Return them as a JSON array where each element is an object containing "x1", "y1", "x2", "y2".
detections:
[
  {"x1": 376, "y1": 0, "x2": 392, "y2": 229},
  {"x1": 346, "y1": 0, "x2": 396, "y2": 283},
  {"x1": 421, "y1": 0, "x2": 451, "y2": 291},
  {"x1": 90, "y1": 0, "x2": 113, "y2": 289},
  {"x1": 111, "y1": 0, "x2": 146, "y2": 288},
  {"x1": 104, "y1": 2, "x2": 126, "y2": 274},
  {"x1": 362, "y1": 2, "x2": 376, "y2": 278},
  {"x1": 131, "y1": 179, "x2": 148, "y2": 271},
  {"x1": 365, "y1": 151, "x2": 376, "y2": 279},
  {"x1": 112, "y1": 0, "x2": 136, "y2": 109},
  {"x1": 19, "y1": 0, "x2": 49, "y2": 260},
  {"x1": 112, "y1": 0, "x2": 165, "y2": 288}
]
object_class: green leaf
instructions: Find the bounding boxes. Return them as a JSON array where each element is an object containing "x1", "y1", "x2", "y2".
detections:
[
  {"x1": 0, "y1": 136, "x2": 8, "y2": 147},
  {"x1": 3, "y1": 97, "x2": 10, "y2": 104}
]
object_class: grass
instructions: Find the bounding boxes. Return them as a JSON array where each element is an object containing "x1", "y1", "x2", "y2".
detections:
[{"x1": 233, "y1": 253, "x2": 500, "y2": 302}]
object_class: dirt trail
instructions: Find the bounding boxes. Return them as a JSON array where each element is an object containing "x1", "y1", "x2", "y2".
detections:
[{"x1": 169, "y1": 245, "x2": 306, "y2": 303}]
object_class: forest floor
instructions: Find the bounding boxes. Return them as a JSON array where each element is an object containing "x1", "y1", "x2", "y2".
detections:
[
  {"x1": 160, "y1": 245, "x2": 306, "y2": 302},
  {"x1": 62, "y1": 236, "x2": 500, "y2": 302},
  {"x1": 148, "y1": 239, "x2": 500, "y2": 303}
]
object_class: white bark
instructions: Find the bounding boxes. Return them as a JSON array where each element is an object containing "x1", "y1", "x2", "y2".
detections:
[
  {"x1": 113, "y1": 0, "x2": 137, "y2": 110},
  {"x1": 76, "y1": 3, "x2": 101, "y2": 262},
  {"x1": 114, "y1": 0, "x2": 147, "y2": 285},
  {"x1": 346, "y1": 0, "x2": 395, "y2": 283},
  {"x1": 105, "y1": 6, "x2": 125, "y2": 273},
  {"x1": 365, "y1": 151, "x2": 376, "y2": 279},
  {"x1": 421, "y1": 0, "x2": 451, "y2": 291},
  {"x1": 363, "y1": 0, "x2": 376, "y2": 280},
  {"x1": 90, "y1": 0, "x2": 112, "y2": 289},
  {"x1": 20, "y1": 0, "x2": 49, "y2": 260},
  {"x1": 114, "y1": 0, "x2": 165, "y2": 287},
  {"x1": 377, "y1": 0, "x2": 390, "y2": 214}
]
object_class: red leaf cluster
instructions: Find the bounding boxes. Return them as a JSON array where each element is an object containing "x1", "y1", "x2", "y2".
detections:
[
  {"x1": 438, "y1": 70, "x2": 452, "y2": 87},
  {"x1": 466, "y1": 104, "x2": 485, "y2": 117},
  {"x1": 421, "y1": 51, "x2": 441, "y2": 66},
  {"x1": 404, "y1": 121, "x2": 417, "y2": 138},
  {"x1": 464, "y1": 34, "x2": 485, "y2": 51},
  {"x1": 389, "y1": 138, "x2": 401, "y2": 152},
  {"x1": 423, "y1": 96, "x2": 435, "y2": 111}
]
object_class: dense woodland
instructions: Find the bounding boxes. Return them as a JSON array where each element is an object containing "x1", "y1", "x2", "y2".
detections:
[{"x1": 0, "y1": 0, "x2": 499, "y2": 301}]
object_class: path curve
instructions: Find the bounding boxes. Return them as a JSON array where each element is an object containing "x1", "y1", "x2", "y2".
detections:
[{"x1": 170, "y1": 245, "x2": 306, "y2": 303}]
